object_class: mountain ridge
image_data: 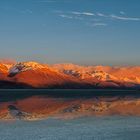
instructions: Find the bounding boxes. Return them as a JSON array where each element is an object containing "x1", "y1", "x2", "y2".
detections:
[{"x1": 0, "y1": 61, "x2": 140, "y2": 89}]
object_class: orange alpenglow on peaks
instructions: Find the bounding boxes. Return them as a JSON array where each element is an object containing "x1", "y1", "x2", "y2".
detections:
[{"x1": 0, "y1": 61, "x2": 140, "y2": 89}]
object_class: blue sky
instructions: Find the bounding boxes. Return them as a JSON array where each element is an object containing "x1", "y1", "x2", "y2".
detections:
[{"x1": 0, "y1": 0, "x2": 140, "y2": 66}]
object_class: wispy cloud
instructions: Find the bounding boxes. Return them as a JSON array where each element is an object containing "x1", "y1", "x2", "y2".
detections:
[
  {"x1": 59, "y1": 14, "x2": 84, "y2": 20},
  {"x1": 71, "y1": 11, "x2": 94, "y2": 16},
  {"x1": 97, "y1": 13, "x2": 107, "y2": 17},
  {"x1": 110, "y1": 14, "x2": 140, "y2": 21},
  {"x1": 54, "y1": 10, "x2": 140, "y2": 28},
  {"x1": 59, "y1": 14, "x2": 73, "y2": 19},
  {"x1": 82, "y1": 12, "x2": 95, "y2": 16},
  {"x1": 96, "y1": 12, "x2": 140, "y2": 21},
  {"x1": 91, "y1": 23, "x2": 107, "y2": 27}
]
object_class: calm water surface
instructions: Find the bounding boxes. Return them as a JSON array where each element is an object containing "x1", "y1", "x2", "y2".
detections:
[
  {"x1": 0, "y1": 89, "x2": 140, "y2": 140},
  {"x1": 0, "y1": 116, "x2": 140, "y2": 140}
]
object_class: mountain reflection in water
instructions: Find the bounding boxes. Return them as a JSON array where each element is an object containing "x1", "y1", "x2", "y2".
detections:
[{"x1": 0, "y1": 89, "x2": 140, "y2": 120}]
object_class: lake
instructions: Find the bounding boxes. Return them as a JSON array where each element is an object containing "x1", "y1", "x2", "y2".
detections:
[
  {"x1": 0, "y1": 116, "x2": 140, "y2": 140},
  {"x1": 0, "y1": 89, "x2": 140, "y2": 139}
]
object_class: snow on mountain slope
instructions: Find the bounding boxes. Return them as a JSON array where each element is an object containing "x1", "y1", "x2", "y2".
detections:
[
  {"x1": 51, "y1": 63, "x2": 140, "y2": 87},
  {"x1": 91, "y1": 70, "x2": 118, "y2": 81},
  {"x1": 6, "y1": 61, "x2": 89, "y2": 88},
  {"x1": 52, "y1": 64, "x2": 118, "y2": 81},
  {"x1": 9, "y1": 61, "x2": 46, "y2": 76}
]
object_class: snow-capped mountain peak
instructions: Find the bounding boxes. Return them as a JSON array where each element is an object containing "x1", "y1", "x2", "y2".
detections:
[{"x1": 9, "y1": 61, "x2": 46, "y2": 75}]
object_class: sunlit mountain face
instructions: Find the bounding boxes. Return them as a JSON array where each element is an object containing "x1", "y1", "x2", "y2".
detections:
[{"x1": 0, "y1": 61, "x2": 140, "y2": 89}]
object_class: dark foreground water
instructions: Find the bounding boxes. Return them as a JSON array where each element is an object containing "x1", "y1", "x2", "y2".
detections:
[
  {"x1": 1, "y1": 116, "x2": 140, "y2": 140},
  {"x1": 0, "y1": 89, "x2": 140, "y2": 102}
]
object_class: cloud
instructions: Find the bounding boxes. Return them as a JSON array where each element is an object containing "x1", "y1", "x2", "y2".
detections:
[
  {"x1": 59, "y1": 14, "x2": 84, "y2": 20},
  {"x1": 96, "y1": 12, "x2": 140, "y2": 21},
  {"x1": 71, "y1": 11, "x2": 94, "y2": 16},
  {"x1": 91, "y1": 23, "x2": 107, "y2": 27},
  {"x1": 55, "y1": 10, "x2": 140, "y2": 28},
  {"x1": 82, "y1": 12, "x2": 95, "y2": 16},
  {"x1": 97, "y1": 13, "x2": 107, "y2": 17},
  {"x1": 110, "y1": 14, "x2": 140, "y2": 21},
  {"x1": 59, "y1": 14, "x2": 73, "y2": 19}
]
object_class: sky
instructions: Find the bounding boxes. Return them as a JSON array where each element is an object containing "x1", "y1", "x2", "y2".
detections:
[{"x1": 0, "y1": 0, "x2": 140, "y2": 66}]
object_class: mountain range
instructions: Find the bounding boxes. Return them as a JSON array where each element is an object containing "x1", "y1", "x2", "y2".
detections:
[{"x1": 0, "y1": 61, "x2": 140, "y2": 89}]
